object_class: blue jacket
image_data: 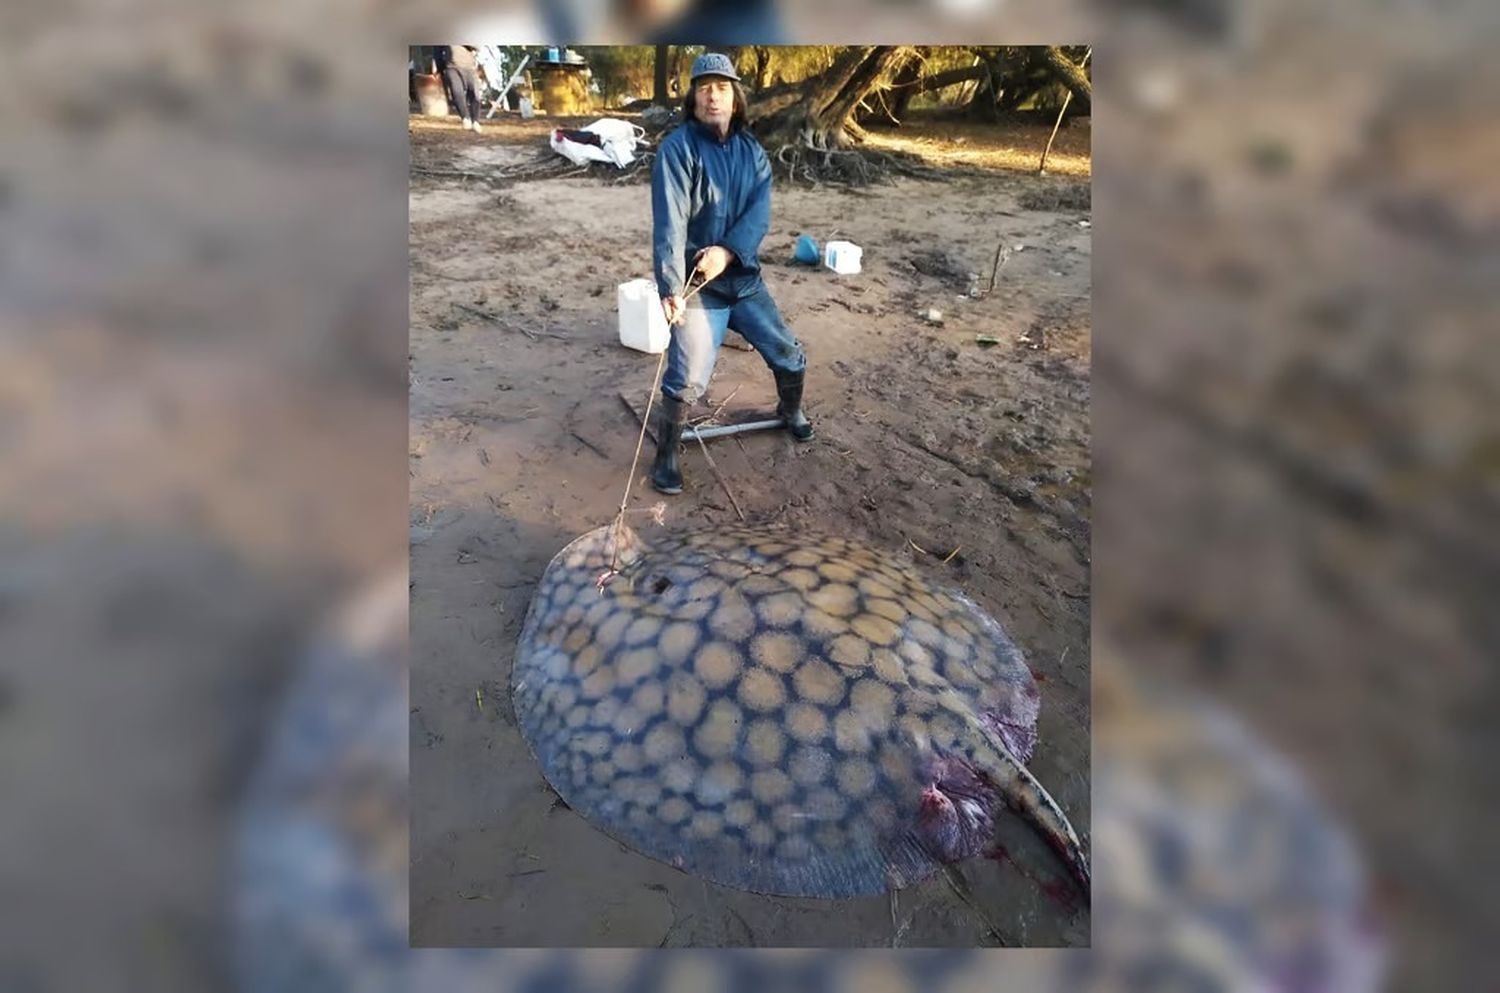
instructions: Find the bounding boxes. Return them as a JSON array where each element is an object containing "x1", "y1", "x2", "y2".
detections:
[{"x1": 651, "y1": 118, "x2": 773, "y2": 300}]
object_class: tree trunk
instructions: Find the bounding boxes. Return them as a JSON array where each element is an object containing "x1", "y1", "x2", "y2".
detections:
[
  {"x1": 860, "y1": 50, "x2": 1012, "y2": 126},
  {"x1": 884, "y1": 56, "x2": 923, "y2": 123},
  {"x1": 1040, "y1": 45, "x2": 1091, "y2": 103},
  {"x1": 932, "y1": 64, "x2": 992, "y2": 97},
  {"x1": 961, "y1": 48, "x2": 1012, "y2": 120},
  {"x1": 652, "y1": 45, "x2": 670, "y2": 106},
  {"x1": 723, "y1": 46, "x2": 773, "y2": 92},
  {"x1": 959, "y1": 46, "x2": 1089, "y2": 120},
  {"x1": 752, "y1": 47, "x2": 772, "y2": 90},
  {"x1": 749, "y1": 46, "x2": 911, "y2": 150}
]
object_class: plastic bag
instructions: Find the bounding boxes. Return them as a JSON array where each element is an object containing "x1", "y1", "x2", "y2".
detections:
[{"x1": 548, "y1": 118, "x2": 645, "y2": 169}]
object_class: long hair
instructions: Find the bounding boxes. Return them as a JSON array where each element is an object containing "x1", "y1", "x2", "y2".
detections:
[{"x1": 681, "y1": 78, "x2": 749, "y2": 132}]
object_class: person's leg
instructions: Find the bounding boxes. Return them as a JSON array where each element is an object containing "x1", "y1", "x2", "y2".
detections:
[
  {"x1": 461, "y1": 67, "x2": 482, "y2": 126},
  {"x1": 727, "y1": 279, "x2": 805, "y2": 375},
  {"x1": 664, "y1": 294, "x2": 732, "y2": 405},
  {"x1": 652, "y1": 327, "x2": 692, "y2": 495},
  {"x1": 442, "y1": 66, "x2": 468, "y2": 126},
  {"x1": 652, "y1": 295, "x2": 731, "y2": 493},
  {"x1": 727, "y1": 280, "x2": 814, "y2": 440}
]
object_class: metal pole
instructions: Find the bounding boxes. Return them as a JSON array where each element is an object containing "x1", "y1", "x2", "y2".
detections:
[{"x1": 682, "y1": 419, "x2": 785, "y2": 442}]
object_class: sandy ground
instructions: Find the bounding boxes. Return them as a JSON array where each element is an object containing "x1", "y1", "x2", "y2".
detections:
[{"x1": 408, "y1": 112, "x2": 1091, "y2": 947}]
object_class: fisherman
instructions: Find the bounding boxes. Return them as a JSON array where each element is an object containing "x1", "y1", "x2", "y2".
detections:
[{"x1": 649, "y1": 52, "x2": 813, "y2": 496}]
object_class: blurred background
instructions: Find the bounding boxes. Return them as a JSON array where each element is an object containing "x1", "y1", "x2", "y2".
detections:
[{"x1": 0, "y1": 0, "x2": 1494, "y2": 990}]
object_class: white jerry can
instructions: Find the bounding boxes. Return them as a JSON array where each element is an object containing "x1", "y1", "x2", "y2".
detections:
[
  {"x1": 823, "y1": 240, "x2": 863, "y2": 275},
  {"x1": 617, "y1": 278, "x2": 670, "y2": 353}
]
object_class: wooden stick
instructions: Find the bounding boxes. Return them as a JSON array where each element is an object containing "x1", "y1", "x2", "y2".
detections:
[
  {"x1": 455, "y1": 302, "x2": 537, "y2": 340},
  {"x1": 940, "y1": 864, "x2": 1009, "y2": 946},
  {"x1": 457, "y1": 301, "x2": 569, "y2": 340},
  {"x1": 1039, "y1": 47, "x2": 1091, "y2": 175},
  {"x1": 692, "y1": 431, "x2": 746, "y2": 522},
  {"x1": 410, "y1": 165, "x2": 508, "y2": 184},
  {"x1": 986, "y1": 241, "x2": 1012, "y2": 294},
  {"x1": 617, "y1": 391, "x2": 658, "y2": 445},
  {"x1": 570, "y1": 431, "x2": 609, "y2": 460},
  {"x1": 690, "y1": 385, "x2": 742, "y2": 426}
]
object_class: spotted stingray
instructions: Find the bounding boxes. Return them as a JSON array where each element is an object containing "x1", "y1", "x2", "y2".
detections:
[
  {"x1": 511, "y1": 522, "x2": 1090, "y2": 899},
  {"x1": 238, "y1": 570, "x2": 1381, "y2": 987}
]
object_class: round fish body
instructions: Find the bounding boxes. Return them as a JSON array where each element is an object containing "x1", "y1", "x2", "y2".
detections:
[
  {"x1": 234, "y1": 568, "x2": 1379, "y2": 990},
  {"x1": 511, "y1": 522, "x2": 1089, "y2": 898}
]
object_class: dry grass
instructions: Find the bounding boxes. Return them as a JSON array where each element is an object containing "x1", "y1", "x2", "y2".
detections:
[
  {"x1": 409, "y1": 113, "x2": 602, "y2": 145},
  {"x1": 861, "y1": 118, "x2": 1091, "y2": 177},
  {"x1": 410, "y1": 111, "x2": 1093, "y2": 180}
]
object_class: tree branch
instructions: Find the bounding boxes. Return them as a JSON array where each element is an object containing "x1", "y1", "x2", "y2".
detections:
[{"x1": 1040, "y1": 46, "x2": 1091, "y2": 102}]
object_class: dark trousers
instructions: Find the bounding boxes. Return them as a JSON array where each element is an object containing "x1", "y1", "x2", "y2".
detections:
[{"x1": 443, "y1": 65, "x2": 480, "y2": 121}]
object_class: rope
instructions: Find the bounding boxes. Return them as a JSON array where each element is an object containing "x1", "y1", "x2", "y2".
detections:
[{"x1": 605, "y1": 270, "x2": 715, "y2": 580}]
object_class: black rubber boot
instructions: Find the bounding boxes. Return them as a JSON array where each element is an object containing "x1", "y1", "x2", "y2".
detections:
[
  {"x1": 773, "y1": 368, "x2": 815, "y2": 442},
  {"x1": 650, "y1": 393, "x2": 685, "y2": 494}
]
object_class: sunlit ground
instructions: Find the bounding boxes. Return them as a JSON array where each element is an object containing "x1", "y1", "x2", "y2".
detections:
[
  {"x1": 862, "y1": 117, "x2": 1091, "y2": 177},
  {"x1": 409, "y1": 110, "x2": 1092, "y2": 179}
]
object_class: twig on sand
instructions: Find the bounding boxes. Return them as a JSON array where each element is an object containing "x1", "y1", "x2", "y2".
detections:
[
  {"x1": 412, "y1": 165, "x2": 491, "y2": 182},
  {"x1": 455, "y1": 302, "x2": 570, "y2": 341},
  {"x1": 617, "y1": 391, "x2": 658, "y2": 446},
  {"x1": 693, "y1": 432, "x2": 747, "y2": 522},
  {"x1": 986, "y1": 242, "x2": 1012, "y2": 294},
  {"x1": 690, "y1": 385, "x2": 742, "y2": 427},
  {"x1": 905, "y1": 535, "x2": 960, "y2": 563},
  {"x1": 940, "y1": 864, "x2": 1009, "y2": 946},
  {"x1": 571, "y1": 431, "x2": 609, "y2": 460},
  {"x1": 455, "y1": 302, "x2": 536, "y2": 340}
]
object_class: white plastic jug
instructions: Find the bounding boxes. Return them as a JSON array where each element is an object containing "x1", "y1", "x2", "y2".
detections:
[
  {"x1": 823, "y1": 240, "x2": 863, "y2": 275},
  {"x1": 617, "y1": 278, "x2": 670, "y2": 353}
]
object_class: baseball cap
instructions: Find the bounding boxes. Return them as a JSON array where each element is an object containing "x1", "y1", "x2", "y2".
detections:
[{"x1": 689, "y1": 52, "x2": 741, "y2": 83}]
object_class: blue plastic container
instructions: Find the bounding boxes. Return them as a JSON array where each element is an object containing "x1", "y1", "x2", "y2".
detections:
[{"x1": 794, "y1": 234, "x2": 820, "y2": 265}]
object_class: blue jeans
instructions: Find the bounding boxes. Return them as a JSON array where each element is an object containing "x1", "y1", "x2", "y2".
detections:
[{"x1": 661, "y1": 275, "x2": 806, "y2": 404}]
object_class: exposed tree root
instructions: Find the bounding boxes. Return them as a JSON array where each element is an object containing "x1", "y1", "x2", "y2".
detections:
[{"x1": 768, "y1": 141, "x2": 949, "y2": 187}]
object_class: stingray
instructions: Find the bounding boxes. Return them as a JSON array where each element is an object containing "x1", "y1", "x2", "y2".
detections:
[{"x1": 511, "y1": 522, "x2": 1090, "y2": 899}]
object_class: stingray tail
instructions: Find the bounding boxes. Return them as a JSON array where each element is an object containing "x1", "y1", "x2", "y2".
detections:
[{"x1": 970, "y1": 739, "x2": 1091, "y2": 894}]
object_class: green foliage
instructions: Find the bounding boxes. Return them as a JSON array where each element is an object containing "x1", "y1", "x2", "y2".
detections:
[
  {"x1": 574, "y1": 46, "x2": 656, "y2": 105},
  {"x1": 527, "y1": 44, "x2": 1092, "y2": 117}
]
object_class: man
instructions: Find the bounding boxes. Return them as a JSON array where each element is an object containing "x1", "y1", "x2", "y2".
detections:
[
  {"x1": 441, "y1": 45, "x2": 483, "y2": 133},
  {"x1": 649, "y1": 52, "x2": 813, "y2": 496}
]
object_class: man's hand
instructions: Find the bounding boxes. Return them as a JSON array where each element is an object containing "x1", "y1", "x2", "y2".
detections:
[
  {"x1": 692, "y1": 245, "x2": 734, "y2": 284},
  {"x1": 662, "y1": 294, "x2": 685, "y2": 325}
]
